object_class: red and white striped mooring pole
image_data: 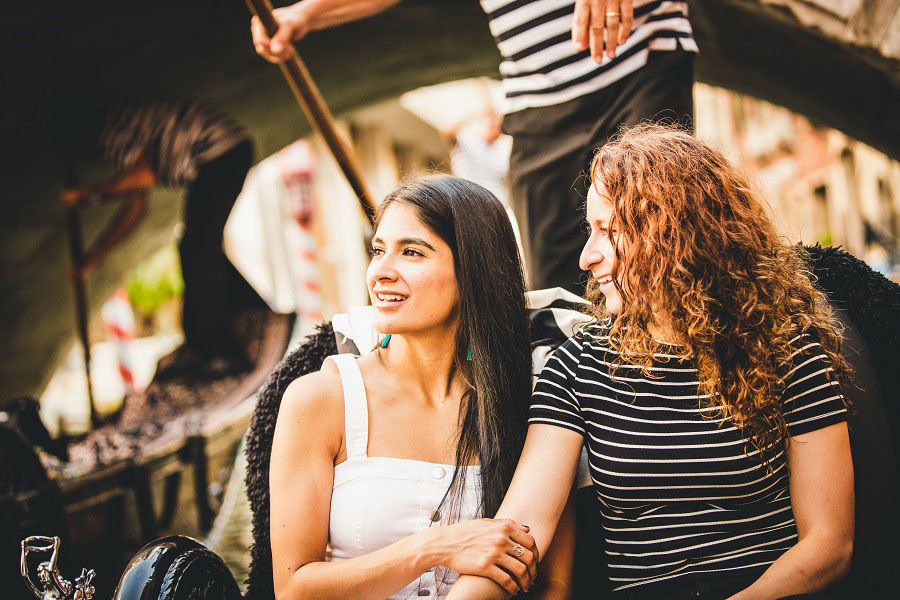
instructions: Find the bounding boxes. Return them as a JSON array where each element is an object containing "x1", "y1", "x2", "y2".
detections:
[{"x1": 101, "y1": 289, "x2": 138, "y2": 392}]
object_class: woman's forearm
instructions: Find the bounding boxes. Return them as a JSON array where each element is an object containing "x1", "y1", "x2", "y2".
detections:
[
  {"x1": 734, "y1": 423, "x2": 855, "y2": 599},
  {"x1": 444, "y1": 563, "x2": 569, "y2": 600},
  {"x1": 533, "y1": 580, "x2": 572, "y2": 600},
  {"x1": 729, "y1": 534, "x2": 852, "y2": 600},
  {"x1": 445, "y1": 575, "x2": 510, "y2": 600},
  {"x1": 276, "y1": 527, "x2": 437, "y2": 600},
  {"x1": 530, "y1": 493, "x2": 576, "y2": 600}
]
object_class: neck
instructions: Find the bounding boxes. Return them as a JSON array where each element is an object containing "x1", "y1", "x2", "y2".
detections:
[
  {"x1": 648, "y1": 319, "x2": 681, "y2": 345},
  {"x1": 380, "y1": 323, "x2": 465, "y2": 404}
]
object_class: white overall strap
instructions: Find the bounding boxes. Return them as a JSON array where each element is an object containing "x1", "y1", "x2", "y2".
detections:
[{"x1": 328, "y1": 354, "x2": 369, "y2": 459}]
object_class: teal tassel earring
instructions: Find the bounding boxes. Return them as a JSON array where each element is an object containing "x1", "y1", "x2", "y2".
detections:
[
  {"x1": 380, "y1": 334, "x2": 391, "y2": 348},
  {"x1": 466, "y1": 347, "x2": 472, "y2": 361}
]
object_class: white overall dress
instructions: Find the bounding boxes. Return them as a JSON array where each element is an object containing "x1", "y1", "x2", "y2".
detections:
[{"x1": 324, "y1": 354, "x2": 483, "y2": 598}]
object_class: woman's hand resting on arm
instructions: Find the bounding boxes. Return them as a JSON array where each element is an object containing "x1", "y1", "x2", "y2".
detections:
[
  {"x1": 446, "y1": 424, "x2": 585, "y2": 599},
  {"x1": 269, "y1": 367, "x2": 539, "y2": 599},
  {"x1": 429, "y1": 518, "x2": 540, "y2": 595}
]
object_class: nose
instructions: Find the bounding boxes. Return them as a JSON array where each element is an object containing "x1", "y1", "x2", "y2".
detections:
[
  {"x1": 579, "y1": 232, "x2": 603, "y2": 273},
  {"x1": 368, "y1": 251, "x2": 399, "y2": 283}
]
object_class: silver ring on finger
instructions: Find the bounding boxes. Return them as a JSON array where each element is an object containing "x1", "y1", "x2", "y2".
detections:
[{"x1": 513, "y1": 544, "x2": 525, "y2": 557}]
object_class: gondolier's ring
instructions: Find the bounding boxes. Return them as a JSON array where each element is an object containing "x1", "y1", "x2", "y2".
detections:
[{"x1": 513, "y1": 544, "x2": 525, "y2": 557}]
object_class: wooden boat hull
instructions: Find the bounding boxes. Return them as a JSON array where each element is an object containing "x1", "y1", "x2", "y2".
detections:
[
  {"x1": 6, "y1": 312, "x2": 292, "y2": 599},
  {"x1": 5, "y1": 397, "x2": 252, "y2": 600}
]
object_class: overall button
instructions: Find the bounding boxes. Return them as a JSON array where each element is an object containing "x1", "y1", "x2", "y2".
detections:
[
  {"x1": 429, "y1": 509, "x2": 442, "y2": 522},
  {"x1": 432, "y1": 466, "x2": 446, "y2": 479}
]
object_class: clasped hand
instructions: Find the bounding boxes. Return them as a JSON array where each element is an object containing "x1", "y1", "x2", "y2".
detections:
[{"x1": 429, "y1": 518, "x2": 539, "y2": 595}]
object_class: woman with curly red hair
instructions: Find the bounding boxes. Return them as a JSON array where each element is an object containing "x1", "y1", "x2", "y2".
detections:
[{"x1": 448, "y1": 124, "x2": 854, "y2": 599}]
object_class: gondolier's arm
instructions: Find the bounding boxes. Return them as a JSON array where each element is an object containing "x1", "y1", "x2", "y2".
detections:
[{"x1": 252, "y1": 0, "x2": 402, "y2": 63}]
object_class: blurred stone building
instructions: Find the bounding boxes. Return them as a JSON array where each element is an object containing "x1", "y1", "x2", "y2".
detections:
[{"x1": 695, "y1": 83, "x2": 900, "y2": 281}]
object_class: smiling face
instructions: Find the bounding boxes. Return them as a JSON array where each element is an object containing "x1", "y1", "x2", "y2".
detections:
[
  {"x1": 367, "y1": 202, "x2": 459, "y2": 336},
  {"x1": 579, "y1": 181, "x2": 624, "y2": 315}
]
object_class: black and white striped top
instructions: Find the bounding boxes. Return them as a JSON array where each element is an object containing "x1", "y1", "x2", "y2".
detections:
[
  {"x1": 529, "y1": 323, "x2": 847, "y2": 592},
  {"x1": 100, "y1": 97, "x2": 249, "y2": 187},
  {"x1": 479, "y1": 0, "x2": 697, "y2": 113}
]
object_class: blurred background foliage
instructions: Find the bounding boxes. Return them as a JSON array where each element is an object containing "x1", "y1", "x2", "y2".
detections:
[{"x1": 126, "y1": 245, "x2": 183, "y2": 318}]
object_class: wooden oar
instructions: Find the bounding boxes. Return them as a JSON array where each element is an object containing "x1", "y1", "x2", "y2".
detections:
[{"x1": 245, "y1": 0, "x2": 375, "y2": 223}]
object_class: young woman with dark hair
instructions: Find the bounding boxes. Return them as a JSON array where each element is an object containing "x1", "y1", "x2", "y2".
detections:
[
  {"x1": 448, "y1": 124, "x2": 854, "y2": 599},
  {"x1": 268, "y1": 174, "x2": 575, "y2": 599}
]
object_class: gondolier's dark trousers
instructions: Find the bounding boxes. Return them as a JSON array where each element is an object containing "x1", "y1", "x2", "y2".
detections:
[
  {"x1": 504, "y1": 48, "x2": 695, "y2": 295},
  {"x1": 180, "y1": 139, "x2": 254, "y2": 357}
]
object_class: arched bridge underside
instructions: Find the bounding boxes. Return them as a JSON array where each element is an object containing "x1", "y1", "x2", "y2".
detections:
[{"x1": 1, "y1": 0, "x2": 898, "y2": 398}]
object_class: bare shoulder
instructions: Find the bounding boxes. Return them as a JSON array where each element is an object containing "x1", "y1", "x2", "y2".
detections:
[{"x1": 276, "y1": 360, "x2": 345, "y2": 451}]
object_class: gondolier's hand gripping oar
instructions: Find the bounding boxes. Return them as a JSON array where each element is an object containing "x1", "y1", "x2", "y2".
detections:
[{"x1": 244, "y1": 0, "x2": 376, "y2": 224}]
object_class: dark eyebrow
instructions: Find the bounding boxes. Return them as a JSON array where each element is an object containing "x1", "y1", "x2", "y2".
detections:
[
  {"x1": 370, "y1": 236, "x2": 437, "y2": 252},
  {"x1": 399, "y1": 237, "x2": 436, "y2": 251},
  {"x1": 400, "y1": 238, "x2": 436, "y2": 252}
]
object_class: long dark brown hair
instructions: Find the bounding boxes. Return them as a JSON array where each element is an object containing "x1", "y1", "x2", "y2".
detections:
[
  {"x1": 587, "y1": 123, "x2": 849, "y2": 460},
  {"x1": 374, "y1": 174, "x2": 532, "y2": 518}
]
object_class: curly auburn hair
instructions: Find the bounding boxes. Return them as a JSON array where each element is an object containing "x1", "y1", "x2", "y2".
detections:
[{"x1": 586, "y1": 123, "x2": 849, "y2": 460}]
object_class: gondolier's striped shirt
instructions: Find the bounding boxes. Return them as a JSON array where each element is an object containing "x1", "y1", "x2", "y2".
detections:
[
  {"x1": 101, "y1": 97, "x2": 249, "y2": 187},
  {"x1": 529, "y1": 323, "x2": 847, "y2": 592},
  {"x1": 480, "y1": 0, "x2": 697, "y2": 113}
]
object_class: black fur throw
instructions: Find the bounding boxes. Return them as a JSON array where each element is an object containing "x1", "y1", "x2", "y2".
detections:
[
  {"x1": 244, "y1": 323, "x2": 337, "y2": 600},
  {"x1": 803, "y1": 245, "x2": 900, "y2": 437}
]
